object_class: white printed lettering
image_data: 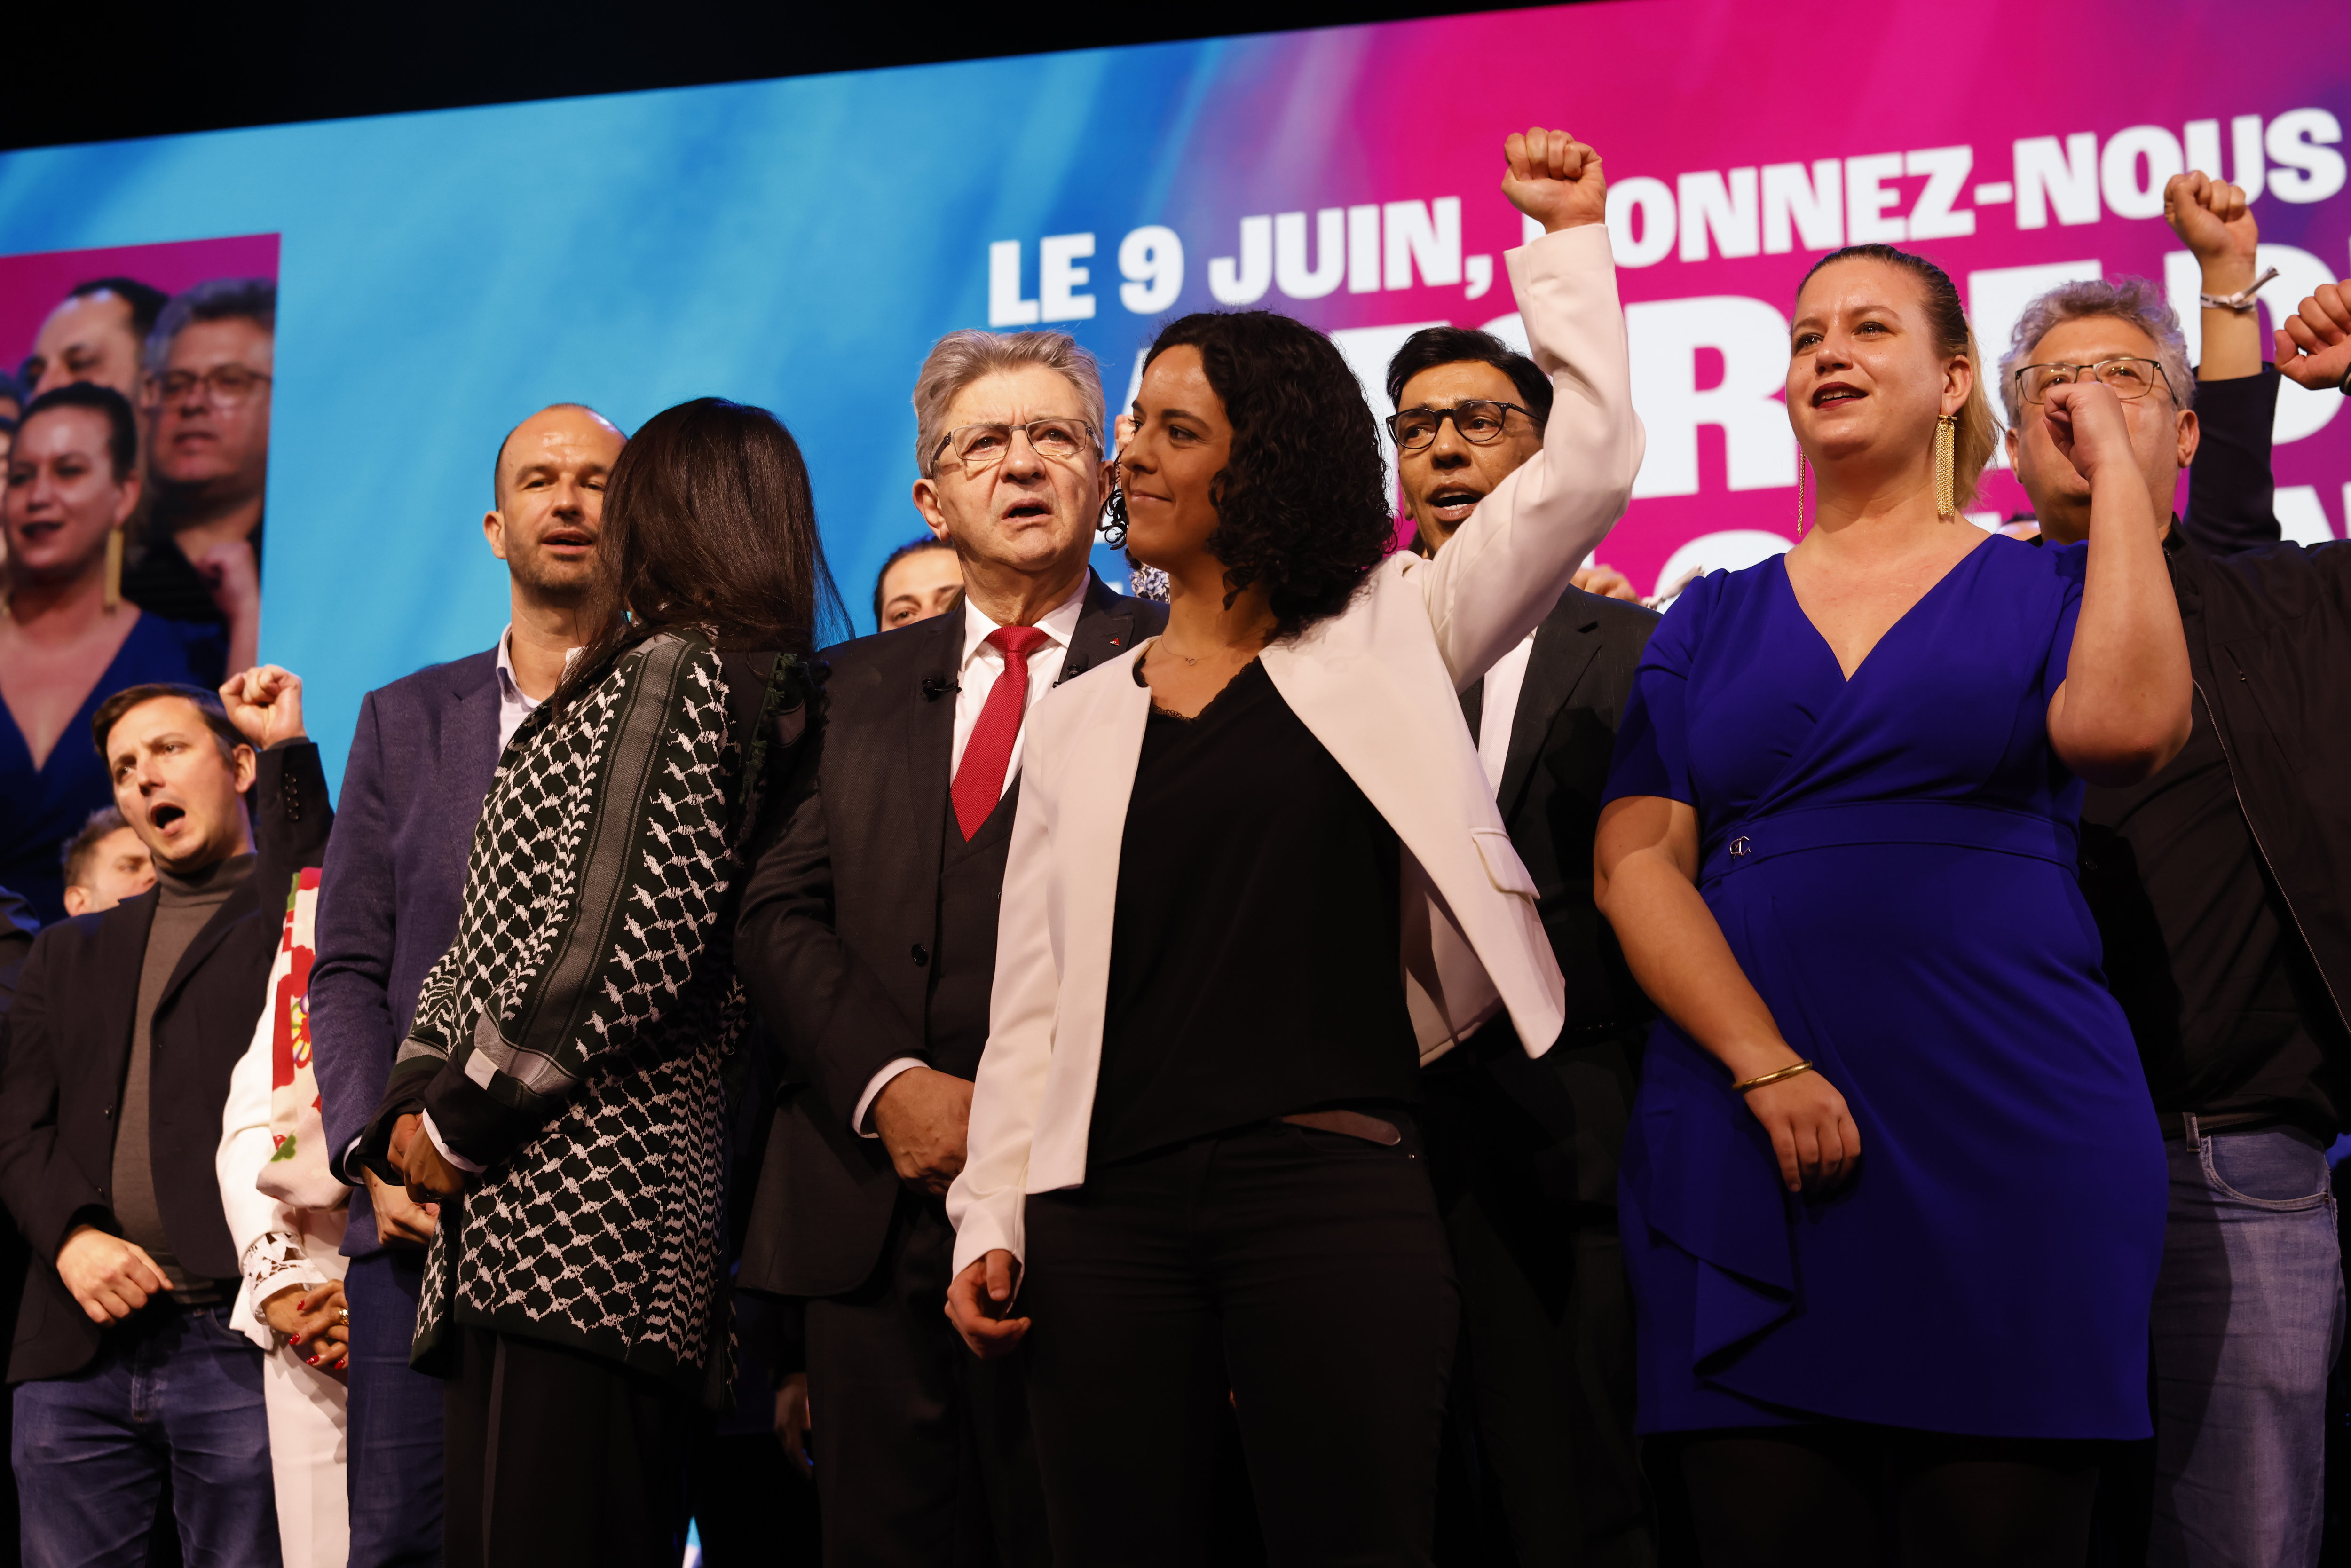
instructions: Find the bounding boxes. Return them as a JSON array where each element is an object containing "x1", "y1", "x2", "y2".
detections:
[
  {"x1": 1384, "y1": 197, "x2": 1462, "y2": 289},
  {"x1": 1844, "y1": 153, "x2": 1907, "y2": 244},
  {"x1": 1208, "y1": 216, "x2": 1272, "y2": 305},
  {"x1": 988, "y1": 241, "x2": 1040, "y2": 327},
  {"x1": 1275, "y1": 210, "x2": 1345, "y2": 299},
  {"x1": 1606, "y1": 177, "x2": 1676, "y2": 268},
  {"x1": 1679, "y1": 168, "x2": 1760, "y2": 262},
  {"x1": 1761, "y1": 160, "x2": 1842, "y2": 254},
  {"x1": 2014, "y1": 134, "x2": 2100, "y2": 229},
  {"x1": 1905, "y1": 147, "x2": 1976, "y2": 239},
  {"x1": 1039, "y1": 233, "x2": 1096, "y2": 322}
]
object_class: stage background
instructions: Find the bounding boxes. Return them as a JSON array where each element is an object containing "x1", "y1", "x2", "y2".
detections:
[{"x1": 2, "y1": 0, "x2": 2345, "y2": 788}]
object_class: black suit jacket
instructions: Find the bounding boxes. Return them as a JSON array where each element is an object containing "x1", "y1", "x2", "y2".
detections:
[
  {"x1": 736, "y1": 575, "x2": 1165, "y2": 1298},
  {"x1": 1457, "y1": 585, "x2": 1658, "y2": 1205},
  {"x1": 0, "y1": 743, "x2": 332, "y2": 1382}
]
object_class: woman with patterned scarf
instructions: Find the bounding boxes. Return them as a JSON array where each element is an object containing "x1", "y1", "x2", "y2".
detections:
[{"x1": 359, "y1": 398, "x2": 842, "y2": 1566}]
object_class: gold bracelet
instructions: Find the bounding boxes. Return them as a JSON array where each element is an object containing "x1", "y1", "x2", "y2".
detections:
[{"x1": 1733, "y1": 1059, "x2": 1815, "y2": 1094}]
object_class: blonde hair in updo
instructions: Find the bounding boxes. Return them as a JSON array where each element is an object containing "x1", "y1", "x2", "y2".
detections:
[{"x1": 1799, "y1": 244, "x2": 1998, "y2": 514}]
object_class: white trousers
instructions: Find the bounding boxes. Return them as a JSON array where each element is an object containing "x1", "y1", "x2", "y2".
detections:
[{"x1": 260, "y1": 1341, "x2": 350, "y2": 1568}]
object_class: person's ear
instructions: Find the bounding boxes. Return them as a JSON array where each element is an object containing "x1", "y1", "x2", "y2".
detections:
[
  {"x1": 910, "y1": 479, "x2": 951, "y2": 541},
  {"x1": 231, "y1": 743, "x2": 258, "y2": 794},
  {"x1": 483, "y1": 510, "x2": 509, "y2": 561},
  {"x1": 62, "y1": 886, "x2": 91, "y2": 917},
  {"x1": 2174, "y1": 407, "x2": 2200, "y2": 471},
  {"x1": 111, "y1": 468, "x2": 142, "y2": 528},
  {"x1": 1942, "y1": 355, "x2": 1975, "y2": 418}
]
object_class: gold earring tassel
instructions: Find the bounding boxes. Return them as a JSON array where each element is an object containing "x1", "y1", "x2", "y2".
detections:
[
  {"x1": 104, "y1": 526, "x2": 124, "y2": 610},
  {"x1": 1934, "y1": 415, "x2": 1957, "y2": 519},
  {"x1": 1796, "y1": 447, "x2": 1809, "y2": 538}
]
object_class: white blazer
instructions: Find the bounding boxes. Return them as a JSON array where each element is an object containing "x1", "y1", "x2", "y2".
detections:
[{"x1": 947, "y1": 222, "x2": 1644, "y2": 1274}]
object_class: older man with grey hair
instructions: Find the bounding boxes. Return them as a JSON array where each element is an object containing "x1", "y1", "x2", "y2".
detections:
[
  {"x1": 2004, "y1": 173, "x2": 2351, "y2": 1568},
  {"x1": 734, "y1": 328, "x2": 1164, "y2": 1568}
]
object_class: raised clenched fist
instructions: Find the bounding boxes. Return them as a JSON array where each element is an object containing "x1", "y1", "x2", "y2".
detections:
[{"x1": 1503, "y1": 127, "x2": 1606, "y2": 236}]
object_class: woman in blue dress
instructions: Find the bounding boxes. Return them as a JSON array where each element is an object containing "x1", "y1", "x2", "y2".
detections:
[
  {"x1": 1595, "y1": 244, "x2": 2190, "y2": 1564},
  {"x1": 1, "y1": 385, "x2": 224, "y2": 922}
]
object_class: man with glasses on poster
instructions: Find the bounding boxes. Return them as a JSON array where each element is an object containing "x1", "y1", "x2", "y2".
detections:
[
  {"x1": 2005, "y1": 172, "x2": 2351, "y2": 1566},
  {"x1": 125, "y1": 278, "x2": 276, "y2": 674}
]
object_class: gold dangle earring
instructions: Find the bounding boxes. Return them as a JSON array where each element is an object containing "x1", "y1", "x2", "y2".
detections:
[
  {"x1": 1933, "y1": 414, "x2": 1957, "y2": 519},
  {"x1": 103, "y1": 525, "x2": 125, "y2": 610},
  {"x1": 1794, "y1": 447, "x2": 1809, "y2": 538}
]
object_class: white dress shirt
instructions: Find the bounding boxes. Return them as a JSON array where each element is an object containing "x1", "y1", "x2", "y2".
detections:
[
  {"x1": 421, "y1": 626, "x2": 553, "y2": 1176},
  {"x1": 853, "y1": 576, "x2": 1091, "y2": 1137},
  {"x1": 1475, "y1": 633, "x2": 1536, "y2": 796},
  {"x1": 493, "y1": 623, "x2": 544, "y2": 752}
]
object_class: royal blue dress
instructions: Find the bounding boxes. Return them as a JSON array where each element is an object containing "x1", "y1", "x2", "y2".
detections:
[
  {"x1": 1603, "y1": 536, "x2": 2165, "y2": 1440},
  {"x1": 0, "y1": 611, "x2": 224, "y2": 923}
]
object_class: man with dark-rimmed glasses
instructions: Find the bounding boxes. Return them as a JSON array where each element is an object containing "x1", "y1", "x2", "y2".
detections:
[
  {"x1": 124, "y1": 277, "x2": 277, "y2": 675},
  {"x1": 734, "y1": 329, "x2": 1165, "y2": 1568},
  {"x1": 1379, "y1": 325, "x2": 1659, "y2": 1567},
  {"x1": 2004, "y1": 172, "x2": 2351, "y2": 1566}
]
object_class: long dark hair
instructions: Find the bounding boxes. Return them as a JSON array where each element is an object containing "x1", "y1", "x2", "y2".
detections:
[
  {"x1": 1141, "y1": 311, "x2": 1393, "y2": 640},
  {"x1": 554, "y1": 397, "x2": 848, "y2": 710}
]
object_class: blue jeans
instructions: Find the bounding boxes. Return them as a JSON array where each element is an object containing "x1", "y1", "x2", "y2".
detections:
[
  {"x1": 12, "y1": 1300, "x2": 280, "y2": 1568},
  {"x1": 2149, "y1": 1121, "x2": 2345, "y2": 1568},
  {"x1": 344, "y1": 1247, "x2": 444, "y2": 1567}
]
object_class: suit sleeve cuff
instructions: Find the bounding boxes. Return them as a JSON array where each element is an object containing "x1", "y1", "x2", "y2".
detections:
[
  {"x1": 420, "y1": 1112, "x2": 488, "y2": 1175},
  {"x1": 853, "y1": 1058, "x2": 927, "y2": 1138}
]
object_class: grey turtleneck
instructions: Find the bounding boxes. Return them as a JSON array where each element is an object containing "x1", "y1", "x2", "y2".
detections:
[{"x1": 113, "y1": 851, "x2": 254, "y2": 1304}]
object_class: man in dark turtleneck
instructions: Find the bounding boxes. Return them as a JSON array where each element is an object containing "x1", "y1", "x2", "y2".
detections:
[{"x1": 0, "y1": 673, "x2": 331, "y2": 1565}]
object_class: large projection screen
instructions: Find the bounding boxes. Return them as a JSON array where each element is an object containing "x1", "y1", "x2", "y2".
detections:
[{"x1": 4, "y1": 0, "x2": 2346, "y2": 787}]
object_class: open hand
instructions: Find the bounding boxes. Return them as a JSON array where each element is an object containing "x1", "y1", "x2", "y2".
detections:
[
  {"x1": 1741, "y1": 1069, "x2": 1862, "y2": 1194},
  {"x1": 945, "y1": 1250, "x2": 1031, "y2": 1358},
  {"x1": 2277, "y1": 280, "x2": 2351, "y2": 393},
  {"x1": 1503, "y1": 127, "x2": 1606, "y2": 235},
  {"x1": 219, "y1": 665, "x2": 306, "y2": 749}
]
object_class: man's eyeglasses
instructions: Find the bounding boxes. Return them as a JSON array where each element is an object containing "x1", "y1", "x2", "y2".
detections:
[
  {"x1": 1384, "y1": 400, "x2": 1536, "y2": 453},
  {"x1": 931, "y1": 418, "x2": 1098, "y2": 475},
  {"x1": 2012, "y1": 357, "x2": 2171, "y2": 408},
  {"x1": 153, "y1": 365, "x2": 273, "y2": 407}
]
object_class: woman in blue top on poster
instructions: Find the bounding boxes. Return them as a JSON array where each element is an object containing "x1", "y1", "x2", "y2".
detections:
[
  {"x1": 1595, "y1": 244, "x2": 2189, "y2": 1566},
  {"x1": 1, "y1": 385, "x2": 225, "y2": 922}
]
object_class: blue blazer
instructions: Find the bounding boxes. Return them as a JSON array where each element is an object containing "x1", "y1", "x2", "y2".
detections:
[{"x1": 310, "y1": 648, "x2": 502, "y2": 1255}]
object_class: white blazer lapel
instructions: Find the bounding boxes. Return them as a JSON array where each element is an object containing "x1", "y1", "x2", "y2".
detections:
[{"x1": 1021, "y1": 651, "x2": 1152, "y2": 1190}]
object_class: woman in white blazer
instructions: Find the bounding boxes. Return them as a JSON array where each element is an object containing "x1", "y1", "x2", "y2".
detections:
[{"x1": 943, "y1": 128, "x2": 1641, "y2": 1565}]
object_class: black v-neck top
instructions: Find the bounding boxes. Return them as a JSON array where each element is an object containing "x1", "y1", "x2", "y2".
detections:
[{"x1": 1086, "y1": 659, "x2": 1421, "y2": 1165}]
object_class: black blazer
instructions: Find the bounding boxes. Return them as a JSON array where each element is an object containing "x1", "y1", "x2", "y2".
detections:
[
  {"x1": 736, "y1": 575, "x2": 1164, "y2": 1298},
  {"x1": 0, "y1": 743, "x2": 331, "y2": 1383},
  {"x1": 1456, "y1": 585, "x2": 1658, "y2": 1204}
]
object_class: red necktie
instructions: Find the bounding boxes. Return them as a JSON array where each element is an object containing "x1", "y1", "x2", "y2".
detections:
[{"x1": 951, "y1": 625, "x2": 1053, "y2": 840}]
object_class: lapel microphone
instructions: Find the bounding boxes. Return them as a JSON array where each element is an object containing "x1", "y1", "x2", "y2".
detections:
[{"x1": 920, "y1": 674, "x2": 959, "y2": 701}]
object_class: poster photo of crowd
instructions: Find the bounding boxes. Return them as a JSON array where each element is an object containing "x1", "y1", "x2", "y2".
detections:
[{"x1": 0, "y1": 234, "x2": 279, "y2": 921}]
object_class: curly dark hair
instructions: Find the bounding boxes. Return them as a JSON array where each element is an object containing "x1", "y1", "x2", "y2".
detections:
[{"x1": 1143, "y1": 311, "x2": 1395, "y2": 639}]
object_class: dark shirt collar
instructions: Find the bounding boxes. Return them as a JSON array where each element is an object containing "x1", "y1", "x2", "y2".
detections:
[{"x1": 156, "y1": 851, "x2": 255, "y2": 906}]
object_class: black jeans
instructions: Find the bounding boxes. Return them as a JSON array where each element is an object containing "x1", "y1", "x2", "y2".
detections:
[{"x1": 1022, "y1": 1119, "x2": 1458, "y2": 1567}]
